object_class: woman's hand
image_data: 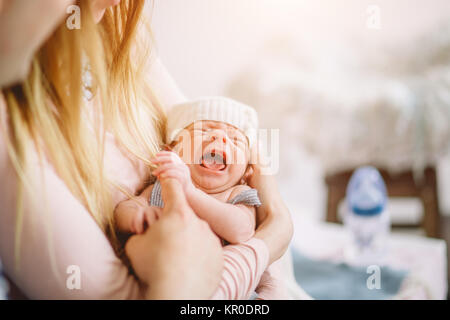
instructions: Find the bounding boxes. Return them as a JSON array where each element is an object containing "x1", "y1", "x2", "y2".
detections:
[
  {"x1": 247, "y1": 145, "x2": 294, "y2": 264},
  {"x1": 125, "y1": 178, "x2": 223, "y2": 299},
  {"x1": 0, "y1": 0, "x2": 73, "y2": 87}
]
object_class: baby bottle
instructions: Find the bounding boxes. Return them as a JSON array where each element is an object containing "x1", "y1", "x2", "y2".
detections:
[
  {"x1": 0, "y1": 260, "x2": 8, "y2": 300},
  {"x1": 343, "y1": 166, "x2": 391, "y2": 266}
]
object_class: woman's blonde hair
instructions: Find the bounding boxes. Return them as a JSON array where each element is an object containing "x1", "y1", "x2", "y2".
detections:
[{"x1": 1, "y1": 0, "x2": 165, "y2": 261}]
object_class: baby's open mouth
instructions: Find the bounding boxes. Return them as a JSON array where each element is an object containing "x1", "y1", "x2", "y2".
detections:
[{"x1": 200, "y1": 150, "x2": 227, "y2": 171}]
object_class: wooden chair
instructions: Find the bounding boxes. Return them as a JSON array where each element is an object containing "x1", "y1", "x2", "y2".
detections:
[{"x1": 325, "y1": 166, "x2": 440, "y2": 238}]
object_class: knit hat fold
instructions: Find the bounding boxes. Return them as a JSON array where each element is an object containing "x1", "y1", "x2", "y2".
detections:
[{"x1": 166, "y1": 96, "x2": 258, "y2": 147}]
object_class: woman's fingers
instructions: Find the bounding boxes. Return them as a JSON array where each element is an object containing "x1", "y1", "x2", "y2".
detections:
[{"x1": 125, "y1": 202, "x2": 223, "y2": 299}]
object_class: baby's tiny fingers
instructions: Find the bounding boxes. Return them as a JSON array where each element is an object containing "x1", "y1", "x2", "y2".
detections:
[
  {"x1": 159, "y1": 169, "x2": 183, "y2": 182},
  {"x1": 156, "y1": 150, "x2": 173, "y2": 156},
  {"x1": 151, "y1": 155, "x2": 173, "y2": 164},
  {"x1": 152, "y1": 163, "x2": 180, "y2": 177},
  {"x1": 158, "y1": 151, "x2": 183, "y2": 163},
  {"x1": 156, "y1": 151, "x2": 179, "y2": 161}
]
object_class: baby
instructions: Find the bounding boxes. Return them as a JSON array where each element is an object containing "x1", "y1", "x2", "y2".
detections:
[{"x1": 114, "y1": 96, "x2": 286, "y2": 299}]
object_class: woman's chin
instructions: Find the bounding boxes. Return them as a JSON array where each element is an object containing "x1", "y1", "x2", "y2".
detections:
[
  {"x1": 93, "y1": 0, "x2": 122, "y2": 23},
  {"x1": 94, "y1": 9, "x2": 106, "y2": 23}
]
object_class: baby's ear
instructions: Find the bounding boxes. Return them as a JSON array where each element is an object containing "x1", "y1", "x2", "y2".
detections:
[{"x1": 241, "y1": 165, "x2": 253, "y2": 185}]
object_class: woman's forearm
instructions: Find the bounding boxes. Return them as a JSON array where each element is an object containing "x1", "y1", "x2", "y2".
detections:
[
  {"x1": 254, "y1": 205, "x2": 293, "y2": 264},
  {"x1": 248, "y1": 165, "x2": 294, "y2": 265}
]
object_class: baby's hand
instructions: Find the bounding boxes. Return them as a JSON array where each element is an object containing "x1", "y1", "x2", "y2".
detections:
[
  {"x1": 131, "y1": 206, "x2": 162, "y2": 234},
  {"x1": 115, "y1": 199, "x2": 161, "y2": 234},
  {"x1": 151, "y1": 151, "x2": 194, "y2": 195}
]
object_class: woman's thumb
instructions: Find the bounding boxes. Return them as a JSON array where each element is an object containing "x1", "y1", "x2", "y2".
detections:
[{"x1": 160, "y1": 178, "x2": 193, "y2": 218}]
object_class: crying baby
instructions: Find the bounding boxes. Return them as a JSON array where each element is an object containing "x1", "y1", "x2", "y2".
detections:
[{"x1": 114, "y1": 96, "x2": 287, "y2": 299}]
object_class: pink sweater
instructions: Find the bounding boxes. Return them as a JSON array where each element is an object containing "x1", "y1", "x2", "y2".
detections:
[{"x1": 0, "y1": 58, "x2": 269, "y2": 299}]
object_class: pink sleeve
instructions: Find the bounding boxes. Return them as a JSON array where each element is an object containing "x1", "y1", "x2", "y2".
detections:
[{"x1": 211, "y1": 238, "x2": 269, "y2": 300}]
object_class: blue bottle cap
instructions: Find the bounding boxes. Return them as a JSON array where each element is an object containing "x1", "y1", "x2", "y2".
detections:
[{"x1": 346, "y1": 166, "x2": 387, "y2": 216}]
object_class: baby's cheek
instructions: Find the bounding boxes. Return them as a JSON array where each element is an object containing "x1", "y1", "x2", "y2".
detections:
[
  {"x1": 177, "y1": 137, "x2": 202, "y2": 165},
  {"x1": 228, "y1": 164, "x2": 247, "y2": 183},
  {"x1": 229, "y1": 147, "x2": 248, "y2": 166},
  {"x1": 192, "y1": 137, "x2": 206, "y2": 164}
]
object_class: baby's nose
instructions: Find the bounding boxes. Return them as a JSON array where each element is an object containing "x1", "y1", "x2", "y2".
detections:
[
  {"x1": 212, "y1": 136, "x2": 226, "y2": 143},
  {"x1": 210, "y1": 130, "x2": 227, "y2": 143}
]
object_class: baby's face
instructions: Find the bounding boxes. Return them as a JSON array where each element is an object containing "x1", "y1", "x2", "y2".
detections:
[{"x1": 173, "y1": 120, "x2": 249, "y2": 193}]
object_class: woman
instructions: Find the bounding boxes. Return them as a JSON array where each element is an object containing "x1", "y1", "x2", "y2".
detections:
[{"x1": 0, "y1": 0, "x2": 293, "y2": 299}]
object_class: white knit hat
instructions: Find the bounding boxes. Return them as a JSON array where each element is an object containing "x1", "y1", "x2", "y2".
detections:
[{"x1": 166, "y1": 97, "x2": 258, "y2": 147}]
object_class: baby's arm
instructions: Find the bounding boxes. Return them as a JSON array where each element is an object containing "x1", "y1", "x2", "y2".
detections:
[
  {"x1": 186, "y1": 185, "x2": 256, "y2": 244},
  {"x1": 114, "y1": 184, "x2": 161, "y2": 234},
  {"x1": 151, "y1": 151, "x2": 256, "y2": 244}
]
